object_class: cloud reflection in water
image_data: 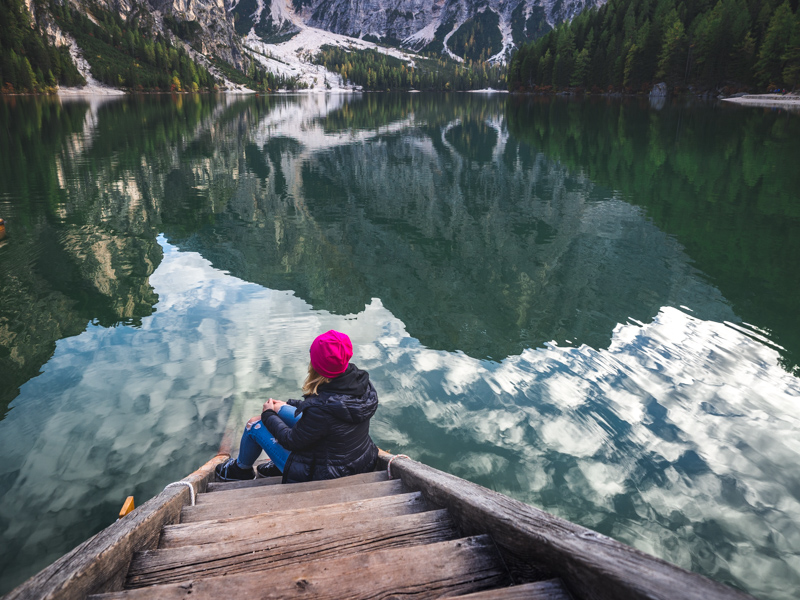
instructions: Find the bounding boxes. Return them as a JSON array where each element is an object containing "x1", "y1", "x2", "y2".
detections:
[
  {"x1": 1, "y1": 233, "x2": 799, "y2": 598},
  {"x1": 2, "y1": 94, "x2": 799, "y2": 600}
]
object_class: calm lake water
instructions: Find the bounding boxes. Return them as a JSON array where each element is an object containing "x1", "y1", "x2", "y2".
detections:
[{"x1": 0, "y1": 93, "x2": 799, "y2": 599}]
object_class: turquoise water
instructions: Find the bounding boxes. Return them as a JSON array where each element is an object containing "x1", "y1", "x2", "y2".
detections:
[{"x1": 0, "y1": 93, "x2": 799, "y2": 599}]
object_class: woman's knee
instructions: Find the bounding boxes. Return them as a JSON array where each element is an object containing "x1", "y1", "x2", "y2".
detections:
[{"x1": 245, "y1": 416, "x2": 262, "y2": 431}]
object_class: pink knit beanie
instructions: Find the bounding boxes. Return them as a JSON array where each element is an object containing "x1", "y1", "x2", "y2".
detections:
[{"x1": 310, "y1": 330, "x2": 353, "y2": 378}]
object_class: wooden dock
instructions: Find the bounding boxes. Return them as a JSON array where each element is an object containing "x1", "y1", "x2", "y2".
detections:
[{"x1": 5, "y1": 451, "x2": 755, "y2": 600}]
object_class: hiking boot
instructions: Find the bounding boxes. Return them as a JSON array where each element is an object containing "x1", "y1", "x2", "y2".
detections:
[
  {"x1": 215, "y1": 458, "x2": 255, "y2": 482},
  {"x1": 256, "y1": 461, "x2": 282, "y2": 478}
]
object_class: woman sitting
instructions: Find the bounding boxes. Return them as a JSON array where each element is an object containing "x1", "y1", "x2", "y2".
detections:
[{"x1": 215, "y1": 330, "x2": 379, "y2": 483}]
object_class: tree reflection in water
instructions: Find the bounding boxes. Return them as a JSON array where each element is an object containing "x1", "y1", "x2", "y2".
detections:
[{"x1": 1, "y1": 93, "x2": 799, "y2": 599}]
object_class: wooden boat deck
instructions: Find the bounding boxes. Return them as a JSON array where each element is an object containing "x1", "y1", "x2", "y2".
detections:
[
  {"x1": 92, "y1": 465, "x2": 569, "y2": 599},
  {"x1": 5, "y1": 452, "x2": 755, "y2": 600}
]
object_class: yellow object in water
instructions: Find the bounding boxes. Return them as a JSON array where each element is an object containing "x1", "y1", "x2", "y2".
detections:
[{"x1": 0, "y1": 218, "x2": 6, "y2": 240}]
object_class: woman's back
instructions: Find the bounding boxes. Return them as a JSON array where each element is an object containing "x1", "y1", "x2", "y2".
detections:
[
  {"x1": 215, "y1": 330, "x2": 379, "y2": 484},
  {"x1": 269, "y1": 364, "x2": 379, "y2": 483}
]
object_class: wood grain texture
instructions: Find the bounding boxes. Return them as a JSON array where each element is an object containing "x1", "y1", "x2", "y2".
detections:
[
  {"x1": 159, "y1": 491, "x2": 434, "y2": 549},
  {"x1": 201, "y1": 470, "x2": 389, "y2": 501},
  {"x1": 379, "y1": 451, "x2": 755, "y2": 600},
  {"x1": 180, "y1": 478, "x2": 408, "y2": 523},
  {"x1": 91, "y1": 535, "x2": 509, "y2": 600},
  {"x1": 206, "y1": 476, "x2": 282, "y2": 492},
  {"x1": 126, "y1": 509, "x2": 456, "y2": 587},
  {"x1": 4, "y1": 453, "x2": 229, "y2": 600},
  {"x1": 454, "y1": 579, "x2": 573, "y2": 600},
  {"x1": 206, "y1": 458, "x2": 284, "y2": 492}
]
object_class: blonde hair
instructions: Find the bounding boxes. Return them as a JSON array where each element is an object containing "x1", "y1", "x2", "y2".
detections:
[{"x1": 302, "y1": 362, "x2": 331, "y2": 396}]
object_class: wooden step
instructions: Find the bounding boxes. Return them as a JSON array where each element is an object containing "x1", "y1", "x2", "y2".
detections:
[
  {"x1": 160, "y1": 491, "x2": 433, "y2": 549},
  {"x1": 202, "y1": 470, "x2": 389, "y2": 499},
  {"x1": 453, "y1": 579, "x2": 573, "y2": 600},
  {"x1": 206, "y1": 457, "x2": 284, "y2": 491},
  {"x1": 127, "y1": 509, "x2": 457, "y2": 588},
  {"x1": 91, "y1": 535, "x2": 509, "y2": 600},
  {"x1": 180, "y1": 478, "x2": 407, "y2": 523},
  {"x1": 207, "y1": 475, "x2": 282, "y2": 492}
]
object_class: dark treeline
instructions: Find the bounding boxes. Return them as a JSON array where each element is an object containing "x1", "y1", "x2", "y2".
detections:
[
  {"x1": 0, "y1": 0, "x2": 84, "y2": 92},
  {"x1": 315, "y1": 46, "x2": 505, "y2": 91},
  {"x1": 508, "y1": 0, "x2": 800, "y2": 92},
  {"x1": 54, "y1": 2, "x2": 216, "y2": 91}
]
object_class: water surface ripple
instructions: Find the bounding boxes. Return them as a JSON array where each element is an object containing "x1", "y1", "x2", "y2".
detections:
[{"x1": 0, "y1": 94, "x2": 798, "y2": 599}]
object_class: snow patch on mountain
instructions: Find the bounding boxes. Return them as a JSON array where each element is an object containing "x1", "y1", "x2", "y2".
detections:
[
  {"x1": 281, "y1": 0, "x2": 606, "y2": 63},
  {"x1": 244, "y1": 22, "x2": 418, "y2": 91},
  {"x1": 404, "y1": 20, "x2": 437, "y2": 47},
  {"x1": 494, "y1": 10, "x2": 515, "y2": 62},
  {"x1": 270, "y1": 0, "x2": 296, "y2": 27}
]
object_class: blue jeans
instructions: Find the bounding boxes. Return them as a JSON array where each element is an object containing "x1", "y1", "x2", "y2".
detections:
[{"x1": 236, "y1": 404, "x2": 300, "y2": 473}]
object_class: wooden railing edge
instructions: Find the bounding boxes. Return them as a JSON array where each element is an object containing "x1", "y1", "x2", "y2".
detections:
[
  {"x1": 377, "y1": 450, "x2": 754, "y2": 600},
  {"x1": 3, "y1": 453, "x2": 229, "y2": 600}
]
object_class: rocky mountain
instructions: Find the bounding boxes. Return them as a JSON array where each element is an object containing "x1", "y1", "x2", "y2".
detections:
[
  {"x1": 2, "y1": 0, "x2": 252, "y2": 93},
  {"x1": 236, "y1": 0, "x2": 605, "y2": 63},
  {"x1": 4, "y1": 0, "x2": 603, "y2": 97}
]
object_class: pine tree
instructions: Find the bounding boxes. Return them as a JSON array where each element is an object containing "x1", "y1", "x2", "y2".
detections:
[
  {"x1": 730, "y1": 30, "x2": 757, "y2": 85},
  {"x1": 782, "y1": 9, "x2": 800, "y2": 89},
  {"x1": 571, "y1": 48, "x2": 590, "y2": 86},
  {"x1": 755, "y1": 1, "x2": 795, "y2": 87},
  {"x1": 539, "y1": 49, "x2": 554, "y2": 86},
  {"x1": 656, "y1": 9, "x2": 687, "y2": 81},
  {"x1": 553, "y1": 27, "x2": 576, "y2": 87},
  {"x1": 623, "y1": 43, "x2": 640, "y2": 88},
  {"x1": 20, "y1": 56, "x2": 36, "y2": 91}
]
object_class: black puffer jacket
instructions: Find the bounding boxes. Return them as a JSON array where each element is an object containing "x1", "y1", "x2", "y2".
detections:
[{"x1": 261, "y1": 364, "x2": 379, "y2": 484}]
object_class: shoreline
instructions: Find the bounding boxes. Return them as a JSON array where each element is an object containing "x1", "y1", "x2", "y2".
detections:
[
  {"x1": 721, "y1": 93, "x2": 800, "y2": 108},
  {"x1": 3, "y1": 88, "x2": 508, "y2": 99},
  {"x1": 57, "y1": 85, "x2": 125, "y2": 97}
]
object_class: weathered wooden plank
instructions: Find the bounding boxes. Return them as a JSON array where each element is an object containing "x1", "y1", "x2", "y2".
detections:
[
  {"x1": 4, "y1": 454, "x2": 229, "y2": 600},
  {"x1": 160, "y1": 491, "x2": 433, "y2": 549},
  {"x1": 378, "y1": 451, "x2": 755, "y2": 600},
  {"x1": 127, "y1": 509, "x2": 456, "y2": 587},
  {"x1": 180, "y1": 478, "x2": 407, "y2": 523},
  {"x1": 206, "y1": 458, "x2": 284, "y2": 492},
  {"x1": 206, "y1": 475, "x2": 282, "y2": 492},
  {"x1": 202, "y1": 470, "x2": 389, "y2": 499},
  {"x1": 454, "y1": 579, "x2": 574, "y2": 600},
  {"x1": 91, "y1": 535, "x2": 509, "y2": 600}
]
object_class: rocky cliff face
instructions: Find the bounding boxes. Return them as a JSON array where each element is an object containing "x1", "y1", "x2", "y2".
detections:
[
  {"x1": 19, "y1": 0, "x2": 603, "y2": 95},
  {"x1": 152, "y1": 0, "x2": 245, "y2": 66},
  {"x1": 288, "y1": 0, "x2": 605, "y2": 60},
  {"x1": 27, "y1": 0, "x2": 247, "y2": 87}
]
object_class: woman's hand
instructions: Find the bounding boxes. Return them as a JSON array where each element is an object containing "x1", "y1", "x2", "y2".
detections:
[{"x1": 262, "y1": 398, "x2": 286, "y2": 413}]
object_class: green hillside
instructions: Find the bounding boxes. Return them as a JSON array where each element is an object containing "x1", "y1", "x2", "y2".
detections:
[
  {"x1": 56, "y1": 3, "x2": 216, "y2": 91},
  {"x1": 0, "y1": 0, "x2": 84, "y2": 92},
  {"x1": 508, "y1": 0, "x2": 800, "y2": 92}
]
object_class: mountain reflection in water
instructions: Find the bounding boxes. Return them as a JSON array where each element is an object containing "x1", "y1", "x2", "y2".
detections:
[{"x1": 0, "y1": 93, "x2": 799, "y2": 600}]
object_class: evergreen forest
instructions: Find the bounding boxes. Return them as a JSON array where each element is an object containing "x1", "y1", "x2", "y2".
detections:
[
  {"x1": 314, "y1": 46, "x2": 506, "y2": 91},
  {"x1": 448, "y1": 9, "x2": 504, "y2": 62},
  {"x1": 56, "y1": 3, "x2": 216, "y2": 91},
  {"x1": 508, "y1": 0, "x2": 800, "y2": 92},
  {"x1": 0, "y1": 0, "x2": 84, "y2": 92},
  {"x1": 1, "y1": 0, "x2": 216, "y2": 93}
]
